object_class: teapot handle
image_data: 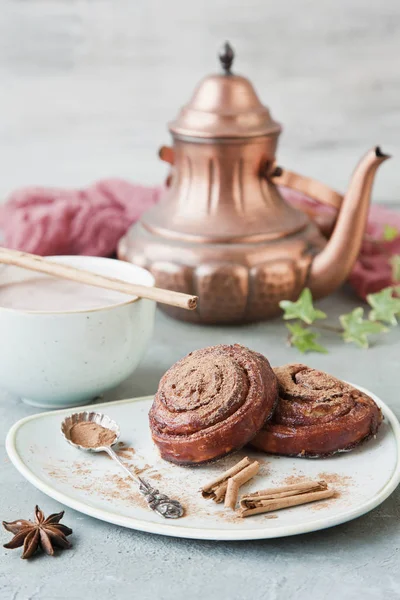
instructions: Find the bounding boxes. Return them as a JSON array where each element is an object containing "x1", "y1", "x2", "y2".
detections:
[
  {"x1": 159, "y1": 145, "x2": 174, "y2": 165},
  {"x1": 266, "y1": 162, "x2": 343, "y2": 237},
  {"x1": 159, "y1": 146, "x2": 175, "y2": 188}
]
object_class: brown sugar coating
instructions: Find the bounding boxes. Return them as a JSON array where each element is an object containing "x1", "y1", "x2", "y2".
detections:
[
  {"x1": 149, "y1": 344, "x2": 278, "y2": 465},
  {"x1": 251, "y1": 364, "x2": 383, "y2": 457}
]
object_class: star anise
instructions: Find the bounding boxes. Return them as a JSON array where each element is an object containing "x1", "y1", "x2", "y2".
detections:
[{"x1": 3, "y1": 505, "x2": 72, "y2": 559}]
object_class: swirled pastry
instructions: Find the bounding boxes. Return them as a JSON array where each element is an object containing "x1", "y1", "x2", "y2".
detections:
[
  {"x1": 251, "y1": 364, "x2": 382, "y2": 457},
  {"x1": 149, "y1": 344, "x2": 278, "y2": 465}
]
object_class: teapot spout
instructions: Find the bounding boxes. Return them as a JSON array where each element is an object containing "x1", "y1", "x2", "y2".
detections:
[{"x1": 308, "y1": 146, "x2": 390, "y2": 298}]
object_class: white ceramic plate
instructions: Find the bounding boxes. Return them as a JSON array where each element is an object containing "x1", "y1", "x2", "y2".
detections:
[{"x1": 6, "y1": 386, "x2": 400, "y2": 541}]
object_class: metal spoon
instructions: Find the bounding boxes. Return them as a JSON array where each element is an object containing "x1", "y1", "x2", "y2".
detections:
[{"x1": 61, "y1": 411, "x2": 184, "y2": 519}]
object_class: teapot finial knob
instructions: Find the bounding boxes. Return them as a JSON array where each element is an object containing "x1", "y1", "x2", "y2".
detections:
[{"x1": 219, "y1": 42, "x2": 235, "y2": 75}]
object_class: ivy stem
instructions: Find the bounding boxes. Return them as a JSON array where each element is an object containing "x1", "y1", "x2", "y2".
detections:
[{"x1": 312, "y1": 322, "x2": 343, "y2": 334}]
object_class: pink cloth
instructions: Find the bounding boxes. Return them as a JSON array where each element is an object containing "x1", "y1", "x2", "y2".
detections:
[
  {"x1": 0, "y1": 180, "x2": 162, "y2": 257},
  {"x1": 0, "y1": 181, "x2": 398, "y2": 299},
  {"x1": 348, "y1": 205, "x2": 400, "y2": 298}
]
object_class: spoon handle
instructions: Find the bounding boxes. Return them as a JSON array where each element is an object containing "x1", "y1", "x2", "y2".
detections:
[{"x1": 104, "y1": 447, "x2": 184, "y2": 519}]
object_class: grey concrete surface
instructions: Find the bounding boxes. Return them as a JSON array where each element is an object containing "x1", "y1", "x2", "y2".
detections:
[{"x1": 1, "y1": 290, "x2": 400, "y2": 600}]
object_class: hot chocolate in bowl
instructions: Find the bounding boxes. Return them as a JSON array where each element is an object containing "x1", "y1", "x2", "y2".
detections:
[
  {"x1": 118, "y1": 42, "x2": 389, "y2": 324},
  {"x1": 0, "y1": 256, "x2": 155, "y2": 408}
]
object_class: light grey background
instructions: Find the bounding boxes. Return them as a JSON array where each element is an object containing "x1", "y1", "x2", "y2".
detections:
[{"x1": 0, "y1": 0, "x2": 399, "y2": 201}]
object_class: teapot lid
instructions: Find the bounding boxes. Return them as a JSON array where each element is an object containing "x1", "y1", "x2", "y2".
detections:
[{"x1": 169, "y1": 42, "x2": 281, "y2": 139}]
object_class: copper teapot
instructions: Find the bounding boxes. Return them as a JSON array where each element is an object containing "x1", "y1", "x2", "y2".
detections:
[{"x1": 118, "y1": 43, "x2": 389, "y2": 324}]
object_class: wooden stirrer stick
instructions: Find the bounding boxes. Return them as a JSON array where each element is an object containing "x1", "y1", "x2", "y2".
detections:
[{"x1": 0, "y1": 248, "x2": 198, "y2": 311}]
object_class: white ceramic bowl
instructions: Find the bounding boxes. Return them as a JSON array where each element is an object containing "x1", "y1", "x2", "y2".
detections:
[{"x1": 0, "y1": 256, "x2": 155, "y2": 409}]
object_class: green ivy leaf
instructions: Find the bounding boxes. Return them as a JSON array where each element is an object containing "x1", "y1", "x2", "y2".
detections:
[
  {"x1": 367, "y1": 287, "x2": 400, "y2": 325},
  {"x1": 390, "y1": 255, "x2": 400, "y2": 283},
  {"x1": 383, "y1": 224, "x2": 399, "y2": 242},
  {"x1": 340, "y1": 307, "x2": 388, "y2": 349},
  {"x1": 280, "y1": 288, "x2": 327, "y2": 325},
  {"x1": 286, "y1": 322, "x2": 328, "y2": 354}
]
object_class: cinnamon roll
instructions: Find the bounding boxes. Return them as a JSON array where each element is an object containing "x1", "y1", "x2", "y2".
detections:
[
  {"x1": 251, "y1": 364, "x2": 382, "y2": 457},
  {"x1": 149, "y1": 344, "x2": 278, "y2": 465}
]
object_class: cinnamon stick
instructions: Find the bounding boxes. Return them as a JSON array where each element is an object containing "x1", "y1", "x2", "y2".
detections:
[
  {"x1": 213, "y1": 481, "x2": 229, "y2": 503},
  {"x1": 224, "y1": 479, "x2": 240, "y2": 510},
  {"x1": 202, "y1": 457, "x2": 259, "y2": 505},
  {"x1": 241, "y1": 481, "x2": 327, "y2": 503},
  {"x1": 202, "y1": 457, "x2": 251, "y2": 501},
  {"x1": 223, "y1": 461, "x2": 260, "y2": 510},
  {"x1": 239, "y1": 480, "x2": 334, "y2": 517}
]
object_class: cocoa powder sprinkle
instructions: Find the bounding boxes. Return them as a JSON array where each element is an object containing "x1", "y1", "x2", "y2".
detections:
[{"x1": 69, "y1": 422, "x2": 116, "y2": 448}]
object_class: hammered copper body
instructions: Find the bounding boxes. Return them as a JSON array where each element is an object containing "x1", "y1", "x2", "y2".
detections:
[{"x1": 118, "y1": 43, "x2": 389, "y2": 324}]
